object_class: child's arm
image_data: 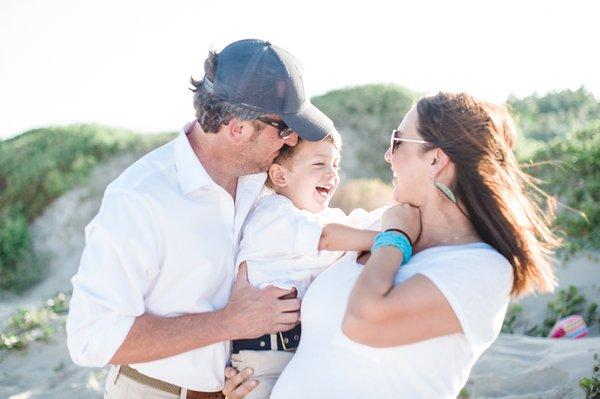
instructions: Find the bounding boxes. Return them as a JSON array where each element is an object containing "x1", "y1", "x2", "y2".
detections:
[{"x1": 318, "y1": 223, "x2": 378, "y2": 252}]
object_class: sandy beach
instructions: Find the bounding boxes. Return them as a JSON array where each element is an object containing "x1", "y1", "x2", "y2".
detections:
[{"x1": 1, "y1": 156, "x2": 599, "y2": 399}]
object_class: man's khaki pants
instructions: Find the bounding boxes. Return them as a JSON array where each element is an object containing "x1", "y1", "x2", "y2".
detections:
[
  {"x1": 231, "y1": 350, "x2": 294, "y2": 399},
  {"x1": 104, "y1": 365, "x2": 185, "y2": 399}
]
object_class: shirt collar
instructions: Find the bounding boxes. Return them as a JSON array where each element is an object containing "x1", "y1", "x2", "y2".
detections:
[
  {"x1": 174, "y1": 128, "x2": 216, "y2": 195},
  {"x1": 173, "y1": 127, "x2": 268, "y2": 196}
]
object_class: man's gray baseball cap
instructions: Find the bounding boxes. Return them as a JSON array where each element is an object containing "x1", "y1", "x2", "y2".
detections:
[{"x1": 202, "y1": 39, "x2": 333, "y2": 141}]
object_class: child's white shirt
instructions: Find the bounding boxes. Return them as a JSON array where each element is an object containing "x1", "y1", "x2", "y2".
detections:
[{"x1": 236, "y1": 193, "x2": 387, "y2": 298}]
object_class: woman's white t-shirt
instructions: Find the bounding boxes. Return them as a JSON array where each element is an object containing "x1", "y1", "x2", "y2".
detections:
[{"x1": 270, "y1": 242, "x2": 513, "y2": 399}]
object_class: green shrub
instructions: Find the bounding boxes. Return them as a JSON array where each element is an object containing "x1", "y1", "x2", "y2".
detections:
[
  {"x1": 579, "y1": 353, "x2": 600, "y2": 399},
  {"x1": 587, "y1": 303, "x2": 599, "y2": 327},
  {"x1": 527, "y1": 123, "x2": 600, "y2": 254},
  {"x1": 501, "y1": 304, "x2": 524, "y2": 334},
  {"x1": 0, "y1": 124, "x2": 173, "y2": 292},
  {"x1": 0, "y1": 208, "x2": 42, "y2": 291},
  {"x1": 0, "y1": 292, "x2": 71, "y2": 352},
  {"x1": 509, "y1": 87, "x2": 600, "y2": 142},
  {"x1": 525, "y1": 285, "x2": 595, "y2": 337}
]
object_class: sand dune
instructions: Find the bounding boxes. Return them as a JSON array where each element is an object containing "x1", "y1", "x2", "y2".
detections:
[{"x1": 467, "y1": 334, "x2": 600, "y2": 398}]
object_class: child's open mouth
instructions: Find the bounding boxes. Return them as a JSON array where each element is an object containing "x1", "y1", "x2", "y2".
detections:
[{"x1": 316, "y1": 185, "x2": 332, "y2": 199}]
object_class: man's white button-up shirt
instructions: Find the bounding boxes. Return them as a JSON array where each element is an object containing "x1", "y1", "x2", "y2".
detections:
[{"x1": 66, "y1": 129, "x2": 267, "y2": 391}]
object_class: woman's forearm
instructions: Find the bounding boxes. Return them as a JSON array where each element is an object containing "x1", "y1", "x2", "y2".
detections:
[
  {"x1": 318, "y1": 224, "x2": 378, "y2": 251},
  {"x1": 346, "y1": 247, "x2": 404, "y2": 321}
]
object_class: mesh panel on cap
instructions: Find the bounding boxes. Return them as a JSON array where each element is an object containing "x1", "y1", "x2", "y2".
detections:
[{"x1": 214, "y1": 40, "x2": 304, "y2": 114}]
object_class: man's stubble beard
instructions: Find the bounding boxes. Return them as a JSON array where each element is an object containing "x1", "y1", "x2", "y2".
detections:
[
  {"x1": 233, "y1": 144, "x2": 273, "y2": 176},
  {"x1": 236, "y1": 155, "x2": 272, "y2": 176},
  {"x1": 235, "y1": 127, "x2": 274, "y2": 176}
]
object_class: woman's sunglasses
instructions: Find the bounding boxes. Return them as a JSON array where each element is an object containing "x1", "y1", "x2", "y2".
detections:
[
  {"x1": 257, "y1": 117, "x2": 295, "y2": 139},
  {"x1": 390, "y1": 129, "x2": 430, "y2": 154}
]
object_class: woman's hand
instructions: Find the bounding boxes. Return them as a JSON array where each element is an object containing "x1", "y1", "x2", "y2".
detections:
[
  {"x1": 381, "y1": 204, "x2": 422, "y2": 243},
  {"x1": 222, "y1": 366, "x2": 258, "y2": 399}
]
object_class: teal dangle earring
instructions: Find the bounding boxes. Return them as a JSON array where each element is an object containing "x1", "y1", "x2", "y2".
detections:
[{"x1": 435, "y1": 181, "x2": 457, "y2": 204}]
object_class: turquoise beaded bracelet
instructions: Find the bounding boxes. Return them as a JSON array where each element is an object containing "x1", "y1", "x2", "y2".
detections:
[{"x1": 371, "y1": 230, "x2": 413, "y2": 265}]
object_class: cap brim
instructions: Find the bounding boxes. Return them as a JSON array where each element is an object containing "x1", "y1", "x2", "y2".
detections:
[{"x1": 281, "y1": 101, "x2": 333, "y2": 141}]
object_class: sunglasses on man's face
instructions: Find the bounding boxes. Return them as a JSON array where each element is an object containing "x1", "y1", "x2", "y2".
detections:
[
  {"x1": 257, "y1": 117, "x2": 295, "y2": 139},
  {"x1": 389, "y1": 129, "x2": 430, "y2": 154}
]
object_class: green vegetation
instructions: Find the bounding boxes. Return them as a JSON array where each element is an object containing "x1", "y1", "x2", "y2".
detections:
[
  {"x1": 528, "y1": 123, "x2": 600, "y2": 254},
  {"x1": 0, "y1": 292, "x2": 70, "y2": 352},
  {"x1": 587, "y1": 303, "x2": 599, "y2": 327},
  {"x1": 579, "y1": 353, "x2": 600, "y2": 399},
  {"x1": 509, "y1": 87, "x2": 600, "y2": 143},
  {"x1": 501, "y1": 304, "x2": 524, "y2": 334},
  {"x1": 524, "y1": 286, "x2": 597, "y2": 337},
  {"x1": 0, "y1": 208, "x2": 40, "y2": 293},
  {"x1": 510, "y1": 89, "x2": 599, "y2": 255},
  {"x1": 0, "y1": 125, "x2": 173, "y2": 292}
]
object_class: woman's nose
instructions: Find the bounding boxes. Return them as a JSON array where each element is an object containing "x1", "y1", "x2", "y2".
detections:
[{"x1": 384, "y1": 147, "x2": 392, "y2": 163}]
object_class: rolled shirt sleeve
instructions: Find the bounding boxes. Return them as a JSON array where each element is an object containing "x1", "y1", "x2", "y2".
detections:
[{"x1": 66, "y1": 189, "x2": 161, "y2": 367}]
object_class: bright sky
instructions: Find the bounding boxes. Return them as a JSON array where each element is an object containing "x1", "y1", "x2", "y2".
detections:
[{"x1": 1, "y1": 0, "x2": 599, "y2": 138}]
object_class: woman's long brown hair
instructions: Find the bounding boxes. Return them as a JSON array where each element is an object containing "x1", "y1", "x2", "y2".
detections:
[{"x1": 416, "y1": 92, "x2": 560, "y2": 297}]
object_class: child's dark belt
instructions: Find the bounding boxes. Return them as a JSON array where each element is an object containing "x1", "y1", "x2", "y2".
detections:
[
  {"x1": 232, "y1": 288, "x2": 301, "y2": 353},
  {"x1": 232, "y1": 324, "x2": 302, "y2": 353}
]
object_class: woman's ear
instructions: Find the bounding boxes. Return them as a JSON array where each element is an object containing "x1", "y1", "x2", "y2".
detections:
[
  {"x1": 268, "y1": 163, "x2": 288, "y2": 188},
  {"x1": 430, "y1": 148, "x2": 451, "y2": 178}
]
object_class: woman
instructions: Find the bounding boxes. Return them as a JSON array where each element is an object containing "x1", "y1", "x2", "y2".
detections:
[{"x1": 223, "y1": 92, "x2": 560, "y2": 398}]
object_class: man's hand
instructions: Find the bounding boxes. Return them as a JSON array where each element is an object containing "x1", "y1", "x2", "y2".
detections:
[
  {"x1": 222, "y1": 262, "x2": 300, "y2": 340},
  {"x1": 222, "y1": 366, "x2": 257, "y2": 399}
]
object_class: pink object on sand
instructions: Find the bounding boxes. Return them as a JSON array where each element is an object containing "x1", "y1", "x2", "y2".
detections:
[{"x1": 548, "y1": 314, "x2": 589, "y2": 339}]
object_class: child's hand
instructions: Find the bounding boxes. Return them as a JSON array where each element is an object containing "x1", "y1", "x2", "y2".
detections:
[
  {"x1": 223, "y1": 366, "x2": 258, "y2": 398},
  {"x1": 381, "y1": 204, "x2": 421, "y2": 244}
]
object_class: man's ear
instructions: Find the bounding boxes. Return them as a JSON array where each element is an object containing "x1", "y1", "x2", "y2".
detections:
[
  {"x1": 268, "y1": 163, "x2": 288, "y2": 188},
  {"x1": 226, "y1": 118, "x2": 245, "y2": 143}
]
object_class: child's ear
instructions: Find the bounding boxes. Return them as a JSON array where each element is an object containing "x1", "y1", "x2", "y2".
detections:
[{"x1": 268, "y1": 163, "x2": 288, "y2": 188}]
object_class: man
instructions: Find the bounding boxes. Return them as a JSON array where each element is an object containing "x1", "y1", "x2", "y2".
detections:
[{"x1": 66, "y1": 39, "x2": 333, "y2": 399}]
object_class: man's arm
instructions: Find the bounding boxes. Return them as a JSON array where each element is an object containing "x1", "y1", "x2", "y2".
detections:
[
  {"x1": 318, "y1": 223, "x2": 378, "y2": 252},
  {"x1": 66, "y1": 187, "x2": 300, "y2": 367},
  {"x1": 110, "y1": 262, "x2": 300, "y2": 364}
]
